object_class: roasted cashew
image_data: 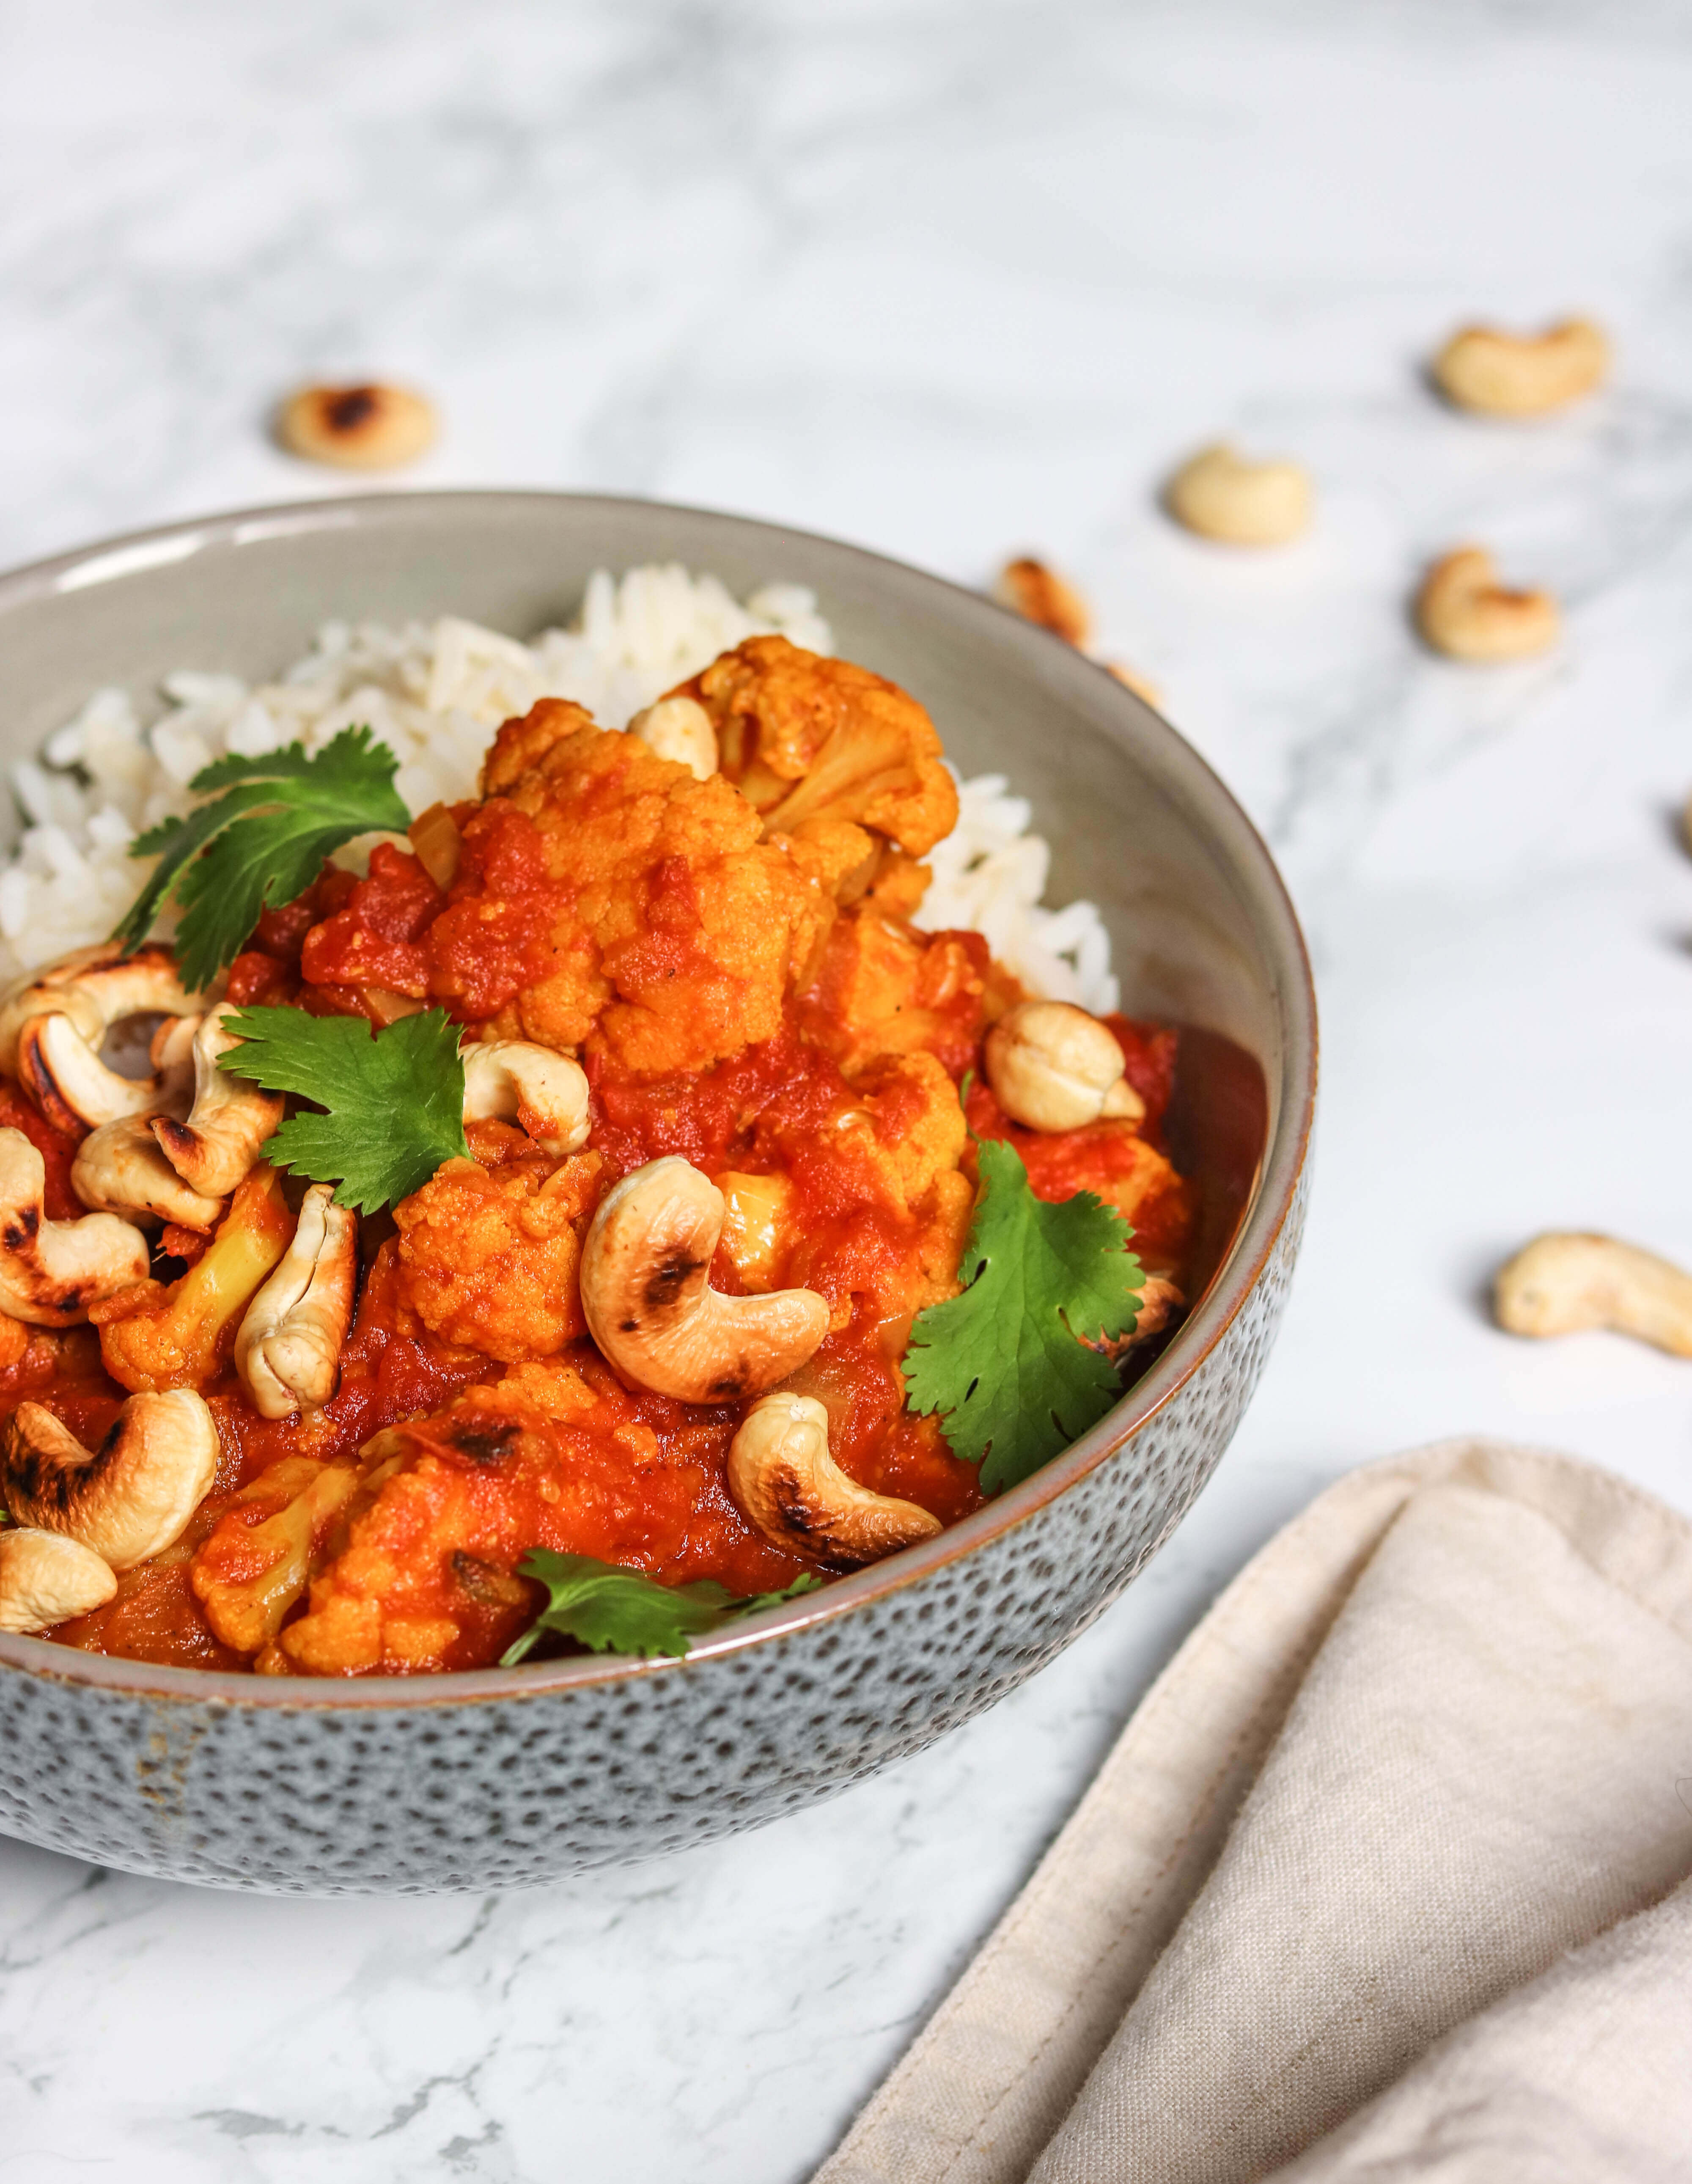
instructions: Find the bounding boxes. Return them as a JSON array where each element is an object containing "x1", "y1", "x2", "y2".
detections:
[
  {"x1": 994, "y1": 558, "x2": 1091, "y2": 647},
  {"x1": 148, "y1": 1005, "x2": 284, "y2": 1198},
  {"x1": 1494, "y1": 1233, "x2": 1692, "y2": 1358},
  {"x1": 0, "y1": 1527, "x2": 117, "y2": 1634},
  {"x1": 627, "y1": 696, "x2": 718, "y2": 781},
  {"x1": 580, "y1": 1155, "x2": 829, "y2": 1402},
  {"x1": 0, "y1": 1388, "x2": 220, "y2": 1568},
  {"x1": 275, "y1": 382, "x2": 438, "y2": 469},
  {"x1": 235, "y1": 1185, "x2": 360, "y2": 1419},
  {"x1": 72, "y1": 1114, "x2": 226, "y2": 1232},
  {"x1": 1165, "y1": 443, "x2": 1312, "y2": 546},
  {"x1": 0, "y1": 943, "x2": 202, "y2": 1076},
  {"x1": 460, "y1": 1041, "x2": 591, "y2": 1155},
  {"x1": 1415, "y1": 546, "x2": 1559, "y2": 662},
  {"x1": 728, "y1": 1392, "x2": 942, "y2": 1567},
  {"x1": 0, "y1": 1128, "x2": 150, "y2": 1325},
  {"x1": 1432, "y1": 319, "x2": 1608, "y2": 417},
  {"x1": 984, "y1": 1001, "x2": 1145, "y2": 1133}
]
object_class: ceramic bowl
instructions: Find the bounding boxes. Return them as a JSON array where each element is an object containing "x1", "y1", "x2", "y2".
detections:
[{"x1": 0, "y1": 492, "x2": 1314, "y2": 1894}]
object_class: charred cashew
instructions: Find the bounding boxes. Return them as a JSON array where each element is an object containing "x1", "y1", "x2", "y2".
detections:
[
  {"x1": 1494, "y1": 1233, "x2": 1692, "y2": 1358},
  {"x1": 0, "y1": 1527, "x2": 117, "y2": 1634},
  {"x1": 728, "y1": 1392, "x2": 942, "y2": 1567},
  {"x1": 627, "y1": 696, "x2": 718, "y2": 781},
  {"x1": 72, "y1": 1114, "x2": 226, "y2": 1232},
  {"x1": 984, "y1": 1001, "x2": 1145, "y2": 1133},
  {"x1": 994, "y1": 558, "x2": 1092, "y2": 647},
  {"x1": 460, "y1": 1041, "x2": 591, "y2": 1155},
  {"x1": 1415, "y1": 546, "x2": 1559, "y2": 662},
  {"x1": 150, "y1": 1005, "x2": 284, "y2": 1197},
  {"x1": 1432, "y1": 319, "x2": 1609, "y2": 417},
  {"x1": 235, "y1": 1185, "x2": 360, "y2": 1419},
  {"x1": 276, "y1": 382, "x2": 438, "y2": 469},
  {"x1": 0, "y1": 1128, "x2": 150, "y2": 1325},
  {"x1": 1165, "y1": 444, "x2": 1312, "y2": 546},
  {"x1": 0, "y1": 1388, "x2": 220, "y2": 1567},
  {"x1": 0, "y1": 943, "x2": 201, "y2": 1075},
  {"x1": 580, "y1": 1155, "x2": 829, "y2": 1402}
]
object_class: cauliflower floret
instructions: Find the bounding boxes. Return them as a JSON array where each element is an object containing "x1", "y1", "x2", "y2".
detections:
[
  {"x1": 430, "y1": 705, "x2": 832, "y2": 1075},
  {"x1": 394, "y1": 1150, "x2": 604, "y2": 1362},
  {"x1": 681, "y1": 635, "x2": 959, "y2": 860}
]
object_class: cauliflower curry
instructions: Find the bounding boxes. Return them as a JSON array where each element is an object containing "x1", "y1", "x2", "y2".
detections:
[{"x1": 0, "y1": 637, "x2": 1192, "y2": 1676}]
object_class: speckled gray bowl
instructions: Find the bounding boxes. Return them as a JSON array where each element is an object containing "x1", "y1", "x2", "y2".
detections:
[{"x1": 0, "y1": 492, "x2": 1314, "y2": 1894}]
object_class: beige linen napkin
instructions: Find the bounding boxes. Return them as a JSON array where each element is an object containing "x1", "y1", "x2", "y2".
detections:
[{"x1": 816, "y1": 1439, "x2": 1692, "y2": 2184}]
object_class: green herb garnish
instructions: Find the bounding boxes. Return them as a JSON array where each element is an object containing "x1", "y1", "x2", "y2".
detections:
[
  {"x1": 113, "y1": 726, "x2": 409, "y2": 989},
  {"x1": 217, "y1": 1005, "x2": 468, "y2": 1214},
  {"x1": 500, "y1": 1554, "x2": 821, "y2": 1665},
  {"x1": 903, "y1": 1136, "x2": 1145, "y2": 1496}
]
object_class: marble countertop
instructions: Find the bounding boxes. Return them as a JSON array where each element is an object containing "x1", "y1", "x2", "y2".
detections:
[{"x1": 5, "y1": 4, "x2": 1692, "y2": 2178}]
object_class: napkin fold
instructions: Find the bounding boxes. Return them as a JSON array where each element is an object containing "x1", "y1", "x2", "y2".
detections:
[{"x1": 816, "y1": 1440, "x2": 1692, "y2": 2184}]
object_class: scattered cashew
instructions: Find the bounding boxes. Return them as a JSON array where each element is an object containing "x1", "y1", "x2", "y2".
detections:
[
  {"x1": 1165, "y1": 443, "x2": 1312, "y2": 546},
  {"x1": 580, "y1": 1155, "x2": 829, "y2": 1403},
  {"x1": 151, "y1": 1005, "x2": 284, "y2": 1197},
  {"x1": 1494, "y1": 1233, "x2": 1692, "y2": 1359},
  {"x1": 0, "y1": 1128, "x2": 150, "y2": 1326},
  {"x1": 276, "y1": 382, "x2": 438, "y2": 469},
  {"x1": 994, "y1": 559, "x2": 1091, "y2": 647},
  {"x1": 0, "y1": 1527, "x2": 118, "y2": 1634},
  {"x1": 72, "y1": 1114, "x2": 226, "y2": 1232},
  {"x1": 0, "y1": 1388, "x2": 220, "y2": 1568},
  {"x1": 460, "y1": 1041, "x2": 591, "y2": 1155},
  {"x1": 728, "y1": 1392, "x2": 942, "y2": 1567},
  {"x1": 984, "y1": 1001, "x2": 1145, "y2": 1133},
  {"x1": 1415, "y1": 546, "x2": 1559, "y2": 662},
  {"x1": 628, "y1": 696, "x2": 719, "y2": 781},
  {"x1": 0, "y1": 943, "x2": 201, "y2": 1075},
  {"x1": 1432, "y1": 318, "x2": 1609, "y2": 418},
  {"x1": 235, "y1": 1184, "x2": 360, "y2": 1419}
]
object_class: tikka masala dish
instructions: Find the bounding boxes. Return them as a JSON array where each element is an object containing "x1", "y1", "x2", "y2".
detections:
[{"x1": 0, "y1": 637, "x2": 1192, "y2": 1676}]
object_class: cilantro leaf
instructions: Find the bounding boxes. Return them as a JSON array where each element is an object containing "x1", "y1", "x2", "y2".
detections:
[
  {"x1": 903, "y1": 1136, "x2": 1145, "y2": 1496},
  {"x1": 113, "y1": 726, "x2": 409, "y2": 989},
  {"x1": 217, "y1": 1006, "x2": 468, "y2": 1214},
  {"x1": 500, "y1": 1554, "x2": 821, "y2": 1666}
]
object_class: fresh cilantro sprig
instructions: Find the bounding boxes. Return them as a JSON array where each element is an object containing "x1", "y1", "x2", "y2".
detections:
[
  {"x1": 217, "y1": 1005, "x2": 469, "y2": 1214},
  {"x1": 904, "y1": 1136, "x2": 1145, "y2": 1496},
  {"x1": 113, "y1": 726, "x2": 409, "y2": 989},
  {"x1": 500, "y1": 1553, "x2": 821, "y2": 1666}
]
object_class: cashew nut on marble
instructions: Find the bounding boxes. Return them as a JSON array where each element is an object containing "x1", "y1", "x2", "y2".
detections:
[
  {"x1": 150, "y1": 1005, "x2": 284, "y2": 1198},
  {"x1": 627, "y1": 695, "x2": 719, "y2": 781},
  {"x1": 275, "y1": 382, "x2": 438, "y2": 470},
  {"x1": 1415, "y1": 547, "x2": 1559, "y2": 662},
  {"x1": 994, "y1": 558, "x2": 1092, "y2": 647},
  {"x1": 984, "y1": 1001, "x2": 1145, "y2": 1133},
  {"x1": 1494, "y1": 1233, "x2": 1692, "y2": 1359},
  {"x1": 728, "y1": 1392, "x2": 942, "y2": 1567},
  {"x1": 1431, "y1": 318, "x2": 1609, "y2": 417},
  {"x1": 0, "y1": 1128, "x2": 150, "y2": 1326},
  {"x1": 235, "y1": 1185, "x2": 360, "y2": 1420},
  {"x1": 72, "y1": 1114, "x2": 226, "y2": 1232},
  {"x1": 460, "y1": 1041, "x2": 591, "y2": 1155},
  {"x1": 580, "y1": 1156, "x2": 830, "y2": 1403},
  {"x1": 0, "y1": 942, "x2": 201, "y2": 1075},
  {"x1": 1165, "y1": 444, "x2": 1312, "y2": 546},
  {"x1": 0, "y1": 1527, "x2": 117, "y2": 1634},
  {"x1": 0, "y1": 1387, "x2": 220, "y2": 1567}
]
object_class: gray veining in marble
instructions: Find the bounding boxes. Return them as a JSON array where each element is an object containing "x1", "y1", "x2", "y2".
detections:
[{"x1": 3, "y1": 3, "x2": 1692, "y2": 2178}]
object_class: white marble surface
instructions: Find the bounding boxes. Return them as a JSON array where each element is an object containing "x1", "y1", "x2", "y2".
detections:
[{"x1": 5, "y1": 3, "x2": 1692, "y2": 2178}]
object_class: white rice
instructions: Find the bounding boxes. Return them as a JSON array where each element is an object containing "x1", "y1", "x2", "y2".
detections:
[{"x1": 1, "y1": 566, "x2": 1116, "y2": 1013}]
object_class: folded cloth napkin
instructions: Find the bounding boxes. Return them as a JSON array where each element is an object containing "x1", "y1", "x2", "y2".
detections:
[{"x1": 815, "y1": 1439, "x2": 1692, "y2": 2184}]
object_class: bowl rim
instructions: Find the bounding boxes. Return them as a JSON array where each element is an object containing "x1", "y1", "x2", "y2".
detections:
[{"x1": 0, "y1": 488, "x2": 1317, "y2": 1709}]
